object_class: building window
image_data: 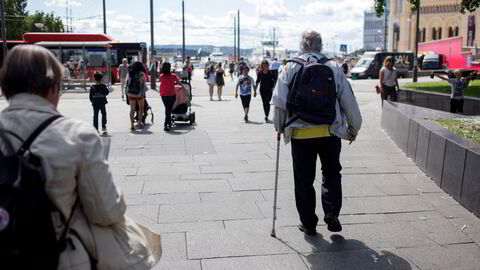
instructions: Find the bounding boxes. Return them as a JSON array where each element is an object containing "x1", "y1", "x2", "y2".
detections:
[
  {"x1": 432, "y1": 27, "x2": 437, "y2": 40},
  {"x1": 438, "y1": 27, "x2": 442, "y2": 39},
  {"x1": 449, "y1": 27, "x2": 453, "y2": 37},
  {"x1": 455, "y1": 26, "x2": 459, "y2": 36},
  {"x1": 422, "y1": 28, "x2": 426, "y2": 42}
]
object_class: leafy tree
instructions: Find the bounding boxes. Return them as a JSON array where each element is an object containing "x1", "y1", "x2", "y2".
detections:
[
  {"x1": 24, "y1": 11, "x2": 64, "y2": 33},
  {"x1": 2, "y1": 0, "x2": 64, "y2": 40},
  {"x1": 4, "y1": 0, "x2": 28, "y2": 40},
  {"x1": 374, "y1": 0, "x2": 480, "y2": 17}
]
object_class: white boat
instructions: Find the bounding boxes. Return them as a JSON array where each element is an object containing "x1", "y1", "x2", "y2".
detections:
[
  {"x1": 251, "y1": 40, "x2": 287, "y2": 65},
  {"x1": 209, "y1": 48, "x2": 224, "y2": 63}
]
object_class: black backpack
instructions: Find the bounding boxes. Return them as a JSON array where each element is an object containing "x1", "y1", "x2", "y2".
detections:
[
  {"x1": 127, "y1": 76, "x2": 142, "y2": 95},
  {"x1": 0, "y1": 115, "x2": 76, "y2": 269},
  {"x1": 286, "y1": 56, "x2": 337, "y2": 126}
]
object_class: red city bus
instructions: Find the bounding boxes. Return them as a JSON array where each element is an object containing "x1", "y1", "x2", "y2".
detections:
[{"x1": 0, "y1": 33, "x2": 147, "y2": 84}]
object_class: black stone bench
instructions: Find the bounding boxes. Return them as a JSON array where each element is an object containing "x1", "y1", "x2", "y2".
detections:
[{"x1": 382, "y1": 101, "x2": 480, "y2": 218}]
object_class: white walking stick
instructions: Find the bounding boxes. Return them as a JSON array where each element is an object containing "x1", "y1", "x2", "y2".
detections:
[{"x1": 271, "y1": 132, "x2": 281, "y2": 238}]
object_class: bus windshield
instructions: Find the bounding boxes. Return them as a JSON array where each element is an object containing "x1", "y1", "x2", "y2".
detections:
[{"x1": 355, "y1": 58, "x2": 374, "y2": 68}]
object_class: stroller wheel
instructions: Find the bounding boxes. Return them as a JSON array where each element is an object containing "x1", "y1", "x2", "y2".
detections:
[{"x1": 189, "y1": 112, "x2": 195, "y2": 125}]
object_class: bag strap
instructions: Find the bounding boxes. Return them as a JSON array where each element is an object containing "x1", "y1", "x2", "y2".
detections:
[
  {"x1": 18, "y1": 115, "x2": 62, "y2": 155},
  {"x1": 59, "y1": 198, "x2": 79, "y2": 251}
]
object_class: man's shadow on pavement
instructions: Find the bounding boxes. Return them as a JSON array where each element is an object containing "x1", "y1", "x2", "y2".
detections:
[{"x1": 277, "y1": 234, "x2": 413, "y2": 270}]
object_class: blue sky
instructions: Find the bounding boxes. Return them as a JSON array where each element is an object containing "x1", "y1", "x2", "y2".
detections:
[{"x1": 28, "y1": 0, "x2": 374, "y2": 51}]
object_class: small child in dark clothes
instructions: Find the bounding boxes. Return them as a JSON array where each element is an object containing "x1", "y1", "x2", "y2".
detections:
[{"x1": 89, "y1": 72, "x2": 109, "y2": 132}]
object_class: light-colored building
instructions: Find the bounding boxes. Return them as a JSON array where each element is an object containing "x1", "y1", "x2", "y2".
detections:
[{"x1": 388, "y1": 0, "x2": 480, "y2": 52}]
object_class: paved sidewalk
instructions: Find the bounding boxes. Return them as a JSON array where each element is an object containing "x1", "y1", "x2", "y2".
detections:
[{"x1": 1, "y1": 72, "x2": 480, "y2": 270}]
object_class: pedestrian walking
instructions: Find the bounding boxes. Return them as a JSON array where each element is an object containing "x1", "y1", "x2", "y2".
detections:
[
  {"x1": 159, "y1": 62, "x2": 180, "y2": 131},
  {"x1": 378, "y1": 56, "x2": 399, "y2": 105},
  {"x1": 126, "y1": 61, "x2": 149, "y2": 131},
  {"x1": 206, "y1": 65, "x2": 216, "y2": 101},
  {"x1": 235, "y1": 66, "x2": 256, "y2": 122},
  {"x1": 229, "y1": 61, "x2": 235, "y2": 80},
  {"x1": 186, "y1": 56, "x2": 194, "y2": 83},
  {"x1": 271, "y1": 30, "x2": 362, "y2": 236},
  {"x1": 270, "y1": 57, "x2": 281, "y2": 79},
  {"x1": 119, "y1": 58, "x2": 129, "y2": 100},
  {"x1": 237, "y1": 57, "x2": 247, "y2": 77},
  {"x1": 89, "y1": 72, "x2": 109, "y2": 133},
  {"x1": 255, "y1": 60, "x2": 276, "y2": 122},
  {"x1": 204, "y1": 57, "x2": 212, "y2": 78},
  {"x1": 0, "y1": 45, "x2": 161, "y2": 269},
  {"x1": 432, "y1": 70, "x2": 476, "y2": 113},
  {"x1": 216, "y1": 63, "x2": 225, "y2": 101}
]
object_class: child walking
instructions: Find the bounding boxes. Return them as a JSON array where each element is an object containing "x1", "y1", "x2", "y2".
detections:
[
  {"x1": 89, "y1": 72, "x2": 109, "y2": 133},
  {"x1": 433, "y1": 70, "x2": 476, "y2": 113},
  {"x1": 235, "y1": 66, "x2": 256, "y2": 122}
]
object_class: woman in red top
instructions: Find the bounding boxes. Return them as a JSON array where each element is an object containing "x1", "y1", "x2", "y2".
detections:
[{"x1": 159, "y1": 62, "x2": 180, "y2": 131}]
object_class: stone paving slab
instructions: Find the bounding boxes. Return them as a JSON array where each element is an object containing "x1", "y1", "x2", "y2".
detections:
[
  {"x1": 186, "y1": 229, "x2": 293, "y2": 259},
  {"x1": 301, "y1": 249, "x2": 421, "y2": 270},
  {"x1": 201, "y1": 254, "x2": 308, "y2": 270},
  {"x1": 158, "y1": 201, "x2": 264, "y2": 223},
  {"x1": 396, "y1": 243, "x2": 480, "y2": 270}
]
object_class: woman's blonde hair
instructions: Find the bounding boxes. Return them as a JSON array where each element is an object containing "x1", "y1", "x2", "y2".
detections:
[
  {"x1": 0, "y1": 45, "x2": 63, "y2": 100},
  {"x1": 383, "y1": 56, "x2": 393, "y2": 67}
]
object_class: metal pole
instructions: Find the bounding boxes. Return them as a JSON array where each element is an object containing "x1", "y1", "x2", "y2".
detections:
[
  {"x1": 0, "y1": 0, "x2": 7, "y2": 60},
  {"x1": 150, "y1": 0, "x2": 154, "y2": 56},
  {"x1": 65, "y1": 0, "x2": 69, "y2": 33},
  {"x1": 182, "y1": 0, "x2": 185, "y2": 62},
  {"x1": 413, "y1": 2, "x2": 420, "y2": 83},
  {"x1": 234, "y1": 17, "x2": 236, "y2": 62},
  {"x1": 237, "y1": 10, "x2": 240, "y2": 62},
  {"x1": 150, "y1": 0, "x2": 156, "y2": 89},
  {"x1": 103, "y1": 0, "x2": 107, "y2": 34},
  {"x1": 273, "y1": 27, "x2": 276, "y2": 59},
  {"x1": 270, "y1": 132, "x2": 281, "y2": 238}
]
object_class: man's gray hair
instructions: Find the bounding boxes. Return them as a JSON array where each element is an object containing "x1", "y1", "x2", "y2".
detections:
[{"x1": 300, "y1": 30, "x2": 323, "y2": 53}]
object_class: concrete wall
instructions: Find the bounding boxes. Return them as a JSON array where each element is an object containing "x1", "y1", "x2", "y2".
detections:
[
  {"x1": 398, "y1": 89, "x2": 480, "y2": 115},
  {"x1": 382, "y1": 102, "x2": 480, "y2": 218}
]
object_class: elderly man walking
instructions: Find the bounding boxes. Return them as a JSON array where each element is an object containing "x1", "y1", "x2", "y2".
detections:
[{"x1": 272, "y1": 30, "x2": 362, "y2": 236}]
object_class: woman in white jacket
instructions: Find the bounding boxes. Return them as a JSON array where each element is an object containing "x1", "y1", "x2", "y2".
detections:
[{"x1": 0, "y1": 45, "x2": 160, "y2": 270}]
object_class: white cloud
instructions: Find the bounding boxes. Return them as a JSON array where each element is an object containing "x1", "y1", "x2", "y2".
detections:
[
  {"x1": 300, "y1": 0, "x2": 372, "y2": 19},
  {"x1": 67, "y1": 1, "x2": 369, "y2": 52},
  {"x1": 45, "y1": 0, "x2": 82, "y2": 8},
  {"x1": 246, "y1": 0, "x2": 292, "y2": 20}
]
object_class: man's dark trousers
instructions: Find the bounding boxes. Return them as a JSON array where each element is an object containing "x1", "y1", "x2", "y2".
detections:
[{"x1": 291, "y1": 136, "x2": 342, "y2": 229}]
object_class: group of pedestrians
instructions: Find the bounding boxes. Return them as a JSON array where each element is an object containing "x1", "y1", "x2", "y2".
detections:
[{"x1": 205, "y1": 62, "x2": 225, "y2": 101}]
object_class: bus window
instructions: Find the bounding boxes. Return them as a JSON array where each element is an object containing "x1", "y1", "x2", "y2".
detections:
[{"x1": 87, "y1": 48, "x2": 107, "y2": 67}]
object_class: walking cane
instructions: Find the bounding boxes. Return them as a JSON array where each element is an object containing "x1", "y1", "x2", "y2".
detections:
[{"x1": 271, "y1": 132, "x2": 281, "y2": 238}]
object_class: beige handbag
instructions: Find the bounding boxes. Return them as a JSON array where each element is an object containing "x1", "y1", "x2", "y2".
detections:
[{"x1": 90, "y1": 216, "x2": 161, "y2": 270}]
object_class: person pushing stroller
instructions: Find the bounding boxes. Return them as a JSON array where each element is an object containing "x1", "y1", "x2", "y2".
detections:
[{"x1": 159, "y1": 62, "x2": 180, "y2": 131}]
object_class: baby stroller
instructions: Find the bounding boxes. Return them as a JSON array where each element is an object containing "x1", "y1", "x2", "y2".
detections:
[
  {"x1": 134, "y1": 98, "x2": 154, "y2": 124},
  {"x1": 171, "y1": 80, "x2": 195, "y2": 125}
]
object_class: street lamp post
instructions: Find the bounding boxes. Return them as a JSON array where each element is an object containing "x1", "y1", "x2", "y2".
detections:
[
  {"x1": 0, "y1": 0, "x2": 7, "y2": 60},
  {"x1": 103, "y1": 0, "x2": 106, "y2": 34},
  {"x1": 182, "y1": 0, "x2": 186, "y2": 62},
  {"x1": 413, "y1": 2, "x2": 420, "y2": 83}
]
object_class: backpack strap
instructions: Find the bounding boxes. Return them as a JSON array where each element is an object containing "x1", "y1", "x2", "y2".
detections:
[
  {"x1": 318, "y1": 57, "x2": 331, "y2": 65},
  {"x1": 18, "y1": 115, "x2": 62, "y2": 155}
]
